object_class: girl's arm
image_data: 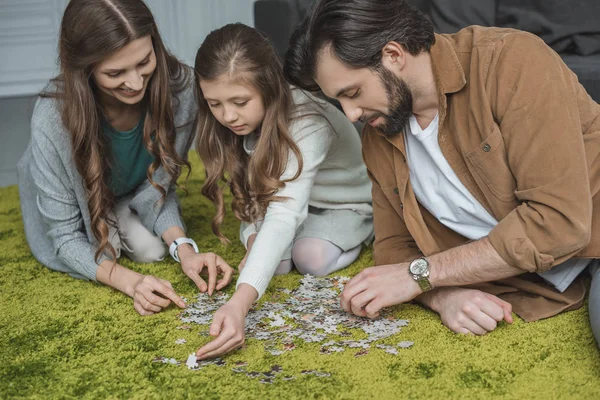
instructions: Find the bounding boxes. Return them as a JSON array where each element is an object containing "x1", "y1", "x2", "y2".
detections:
[
  {"x1": 237, "y1": 123, "x2": 334, "y2": 297},
  {"x1": 197, "y1": 121, "x2": 335, "y2": 360}
]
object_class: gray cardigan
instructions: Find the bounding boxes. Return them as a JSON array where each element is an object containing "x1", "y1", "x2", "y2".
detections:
[{"x1": 17, "y1": 82, "x2": 197, "y2": 281}]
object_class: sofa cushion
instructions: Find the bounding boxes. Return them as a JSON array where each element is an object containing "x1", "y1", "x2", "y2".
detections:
[
  {"x1": 430, "y1": 0, "x2": 496, "y2": 33},
  {"x1": 497, "y1": 0, "x2": 600, "y2": 56},
  {"x1": 406, "y1": 0, "x2": 431, "y2": 15}
]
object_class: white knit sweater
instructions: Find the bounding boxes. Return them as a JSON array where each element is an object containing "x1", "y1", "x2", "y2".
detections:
[{"x1": 236, "y1": 89, "x2": 372, "y2": 298}]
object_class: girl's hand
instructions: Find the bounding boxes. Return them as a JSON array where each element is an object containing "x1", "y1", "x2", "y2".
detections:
[
  {"x1": 195, "y1": 301, "x2": 247, "y2": 359},
  {"x1": 180, "y1": 251, "x2": 234, "y2": 295},
  {"x1": 195, "y1": 283, "x2": 258, "y2": 360},
  {"x1": 132, "y1": 275, "x2": 186, "y2": 316}
]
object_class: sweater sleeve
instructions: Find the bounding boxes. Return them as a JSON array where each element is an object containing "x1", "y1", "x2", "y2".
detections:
[
  {"x1": 130, "y1": 81, "x2": 197, "y2": 238},
  {"x1": 29, "y1": 131, "x2": 108, "y2": 281},
  {"x1": 153, "y1": 185, "x2": 185, "y2": 237},
  {"x1": 236, "y1": 124, "x2": 333, "y2": 298},
  {"x1": 240, "y1": 220, "x2": 259, "y2": 249}
]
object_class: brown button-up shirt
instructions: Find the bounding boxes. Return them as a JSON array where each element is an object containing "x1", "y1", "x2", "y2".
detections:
[{"x1": 362, "y1": 27, "x2": 600, "y2": 321}]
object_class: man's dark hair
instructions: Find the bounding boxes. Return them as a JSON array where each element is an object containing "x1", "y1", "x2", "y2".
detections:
[{"x1": 284, "y1": 0, "x2": 435, "y2": 91}]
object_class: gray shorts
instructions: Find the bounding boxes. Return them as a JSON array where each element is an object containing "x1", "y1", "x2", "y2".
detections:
[{"x1": 242, "y1": 206, "x2": 374, "y2": 260}]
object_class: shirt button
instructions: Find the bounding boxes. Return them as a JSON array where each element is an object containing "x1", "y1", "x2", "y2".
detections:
[
  {"x1": 482, "y1": 143, "x2": 491, "y2": 152},
  {"x1": 400, "y1": 202, "x2": 403, "y2": 209},
  {"x1": 393, "y1": 188, "x2": 399, "y2": 195}
]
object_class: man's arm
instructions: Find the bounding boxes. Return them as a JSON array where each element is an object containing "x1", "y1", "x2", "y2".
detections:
[
  {"x1": 340, "y1": 237, "x2": 520, "y2": 318},
  {"x1": 364, "y1": 161, "x2": 422, "y2": 265},
  {"x1": 428, "y1": 236, "x2": 522, "y2": 287},
  {"x1": 485, "y1": 33, "x2": 592, "y2": 273},
  {"x1": 342, "y1": 34, "x2": 593, "y2": 319}
]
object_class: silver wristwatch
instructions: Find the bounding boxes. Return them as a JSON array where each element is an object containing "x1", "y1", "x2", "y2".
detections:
[{"x1": 408, "y1": 257, "x2": 433, "y2": 292}]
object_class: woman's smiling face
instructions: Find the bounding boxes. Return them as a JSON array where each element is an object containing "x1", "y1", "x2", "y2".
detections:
[{"x1": 92, "y1": 35, "x2": 156, "y2": 106}]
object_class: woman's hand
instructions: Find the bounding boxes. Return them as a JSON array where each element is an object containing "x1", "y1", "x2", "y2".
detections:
[
  {"x1": 131, "y1": 274, "x2": 186, "y2": 316},
  {"x1": 179, "y1": 249, "x2": 234, "y2": 295},
  {"x1": 97, "y1": 260, "x2": 185, "y2": 316},
  {"x1": 196, "y1": 283, "x2": 258, "y2": 359}
]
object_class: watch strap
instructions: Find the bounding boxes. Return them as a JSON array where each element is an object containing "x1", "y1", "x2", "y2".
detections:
[
  {"x1": 416, "y1": 276, "x2": 433, "y2": 291},
  {"x1": 409, "y1": 257, "x2": 433, "y2": 292},
  {"x1": 169, "y1": 237, "x2": 199, "y2": 263}
]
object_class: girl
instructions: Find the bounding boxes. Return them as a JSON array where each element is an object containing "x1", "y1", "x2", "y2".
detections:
[
  {"x1": 17, "y1": 0, "x2": 233, "y2": 316},
  {"x1": 194, "y1": 23, "x2": 373, "y2": 358}
]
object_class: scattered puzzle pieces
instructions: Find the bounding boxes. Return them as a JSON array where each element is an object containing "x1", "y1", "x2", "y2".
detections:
[
  {"x1": 179, "y1": 275, "x2": 412, "y2": 356},
  {"x1": 158, "y1": 275, "x2": 414, "y2": 382}
]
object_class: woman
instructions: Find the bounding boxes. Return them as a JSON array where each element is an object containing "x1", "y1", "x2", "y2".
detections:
[
  {"x1": 17, "y1": 0, "x2": 233, "y2": 316},
  {"x1": 193, "y1": 23, "x2": 373, "y2": 358}
]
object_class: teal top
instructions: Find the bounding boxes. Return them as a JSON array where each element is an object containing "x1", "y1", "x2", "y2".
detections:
[
  {"x1": 18, "y1": 75, "x2": 197, "y2": 281},
  {"x1": 103, "y1": 116, "x2": 154, "y2": 197}
]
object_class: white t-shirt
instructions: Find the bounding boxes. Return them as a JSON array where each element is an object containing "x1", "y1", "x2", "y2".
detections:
[{"x1": 404, "y1": 114, "x2": 590, "y2": 292}]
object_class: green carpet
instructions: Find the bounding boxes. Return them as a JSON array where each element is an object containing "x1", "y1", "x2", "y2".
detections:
[{"x1": 1, "y1": 152, "x2": 599, "y2": 400}]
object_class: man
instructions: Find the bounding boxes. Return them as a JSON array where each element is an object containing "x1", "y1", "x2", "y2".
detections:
[{"x1": 284, "y1": 0, "x2": 599, "y2": 343}]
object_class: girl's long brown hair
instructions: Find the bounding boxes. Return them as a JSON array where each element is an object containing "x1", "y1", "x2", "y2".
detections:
[
  {"x1": 194, "y1": 23, "x2": 304, "y2": 243},
  {"x1": 44, "y1": 0, "x2": 192, "y2": 262}
]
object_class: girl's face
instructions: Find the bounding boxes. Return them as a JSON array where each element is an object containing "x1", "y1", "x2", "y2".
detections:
[
  {"x1": 92, "y1": 35, "x2": 156, "y2": 106},
  {"x1": 200, "y1": 75, "x2": 266, "y2": 136}
]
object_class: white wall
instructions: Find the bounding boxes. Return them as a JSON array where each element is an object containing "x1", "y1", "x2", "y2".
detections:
[{"x1": 0, "y1": 0, "x2": 256, "y2": 98}]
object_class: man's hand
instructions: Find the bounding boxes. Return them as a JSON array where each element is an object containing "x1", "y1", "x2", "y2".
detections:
[
  {"x1": 419, "y1": 287, "x2": 513, "y2": 335},
  {"x1": 196, "y1": 284, "x2": 257, "y2": 360},
  {"x1": 340, "y1": 263, "x2": 422, "y2": 318},
  {"x1": 179, "y1": 251, "x2": 234, "y2": 295},
  {"x1": 132, "y1": 275, "x2": 186, "y2": 316}
]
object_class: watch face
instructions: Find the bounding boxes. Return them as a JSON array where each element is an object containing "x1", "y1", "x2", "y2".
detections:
[{"x1": 410, "y1": 259, "x2": 428, "y2": 275}]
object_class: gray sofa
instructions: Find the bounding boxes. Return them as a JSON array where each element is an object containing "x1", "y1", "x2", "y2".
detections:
[{"x1": 254, "y1": 0, "x2": 600, "y2": 102}]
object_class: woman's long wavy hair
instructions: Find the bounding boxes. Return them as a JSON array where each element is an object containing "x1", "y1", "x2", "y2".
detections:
[
  {"x1": 194, "y1": 23, "x2": 304, "y2": 243},
  {"x1": 44, "y1": 0, "x2": 191, "y2": 262}
]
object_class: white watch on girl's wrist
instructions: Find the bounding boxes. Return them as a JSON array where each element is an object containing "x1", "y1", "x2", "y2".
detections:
[{"x1": 169, "y1": 237, "x2": 199, "y2": 263}]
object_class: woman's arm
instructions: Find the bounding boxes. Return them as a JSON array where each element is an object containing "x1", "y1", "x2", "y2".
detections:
[
  {"x1": 29, "y1": 114, "x2": 185, "y2": 315},
  {"x1": 161, "y1": 225, "x2": 234, "y2": 295}
]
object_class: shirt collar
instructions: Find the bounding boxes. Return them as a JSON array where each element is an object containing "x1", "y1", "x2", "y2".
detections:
[
  {"x1": 430, "y1": 33, "x2": 467, "y2": 95},
  {"x1": 366, "y1": 33, "x2": 467, "y2": 144}
]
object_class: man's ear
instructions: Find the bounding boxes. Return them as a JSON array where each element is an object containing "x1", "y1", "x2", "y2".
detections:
[{"x1": 381, "y1": 41, "x2": 406, "y2": 72}]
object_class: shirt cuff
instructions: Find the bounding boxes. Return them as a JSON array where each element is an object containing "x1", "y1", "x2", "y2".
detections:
[
  {"x1": 488, "y1": 209, "x2": 555, "y2": 273},
  {"x1": 153, "y1": 192, "x2": 185, "y2": 238},
  {"x1": 236, "y1": 271, "x2": 271, "y2": 300},
  {"x1": 57, "y1": 239, "x2": 110, "y2": 281}
]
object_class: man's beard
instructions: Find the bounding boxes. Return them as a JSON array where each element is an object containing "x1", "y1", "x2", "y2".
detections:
[{"x1": 363, "y1": 66, "x2": 413, "y2": 137}]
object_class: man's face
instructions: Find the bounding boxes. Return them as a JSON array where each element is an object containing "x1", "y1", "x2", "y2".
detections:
[{"x1": 314, "y1": 47, "x2": 413, "y2": 137}]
